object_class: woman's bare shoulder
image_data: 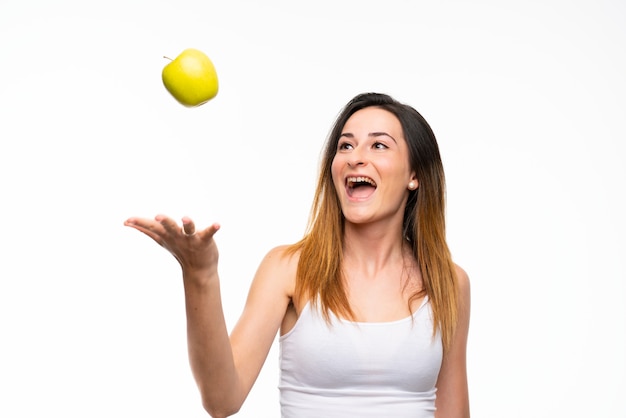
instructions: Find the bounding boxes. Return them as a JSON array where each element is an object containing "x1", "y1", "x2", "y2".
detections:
[
  {"x1": 453, "y1": 263, "x2": 471, "y2": 326},
  {"x1": 454, "y1": 264, "x2": 470, "y2": 292},
  {"x1": 261, "y1": 244, "x2": 301, "y2": 270},
  {"x1": 253, "y1": 244, "x2": 301, "y2": 298}
]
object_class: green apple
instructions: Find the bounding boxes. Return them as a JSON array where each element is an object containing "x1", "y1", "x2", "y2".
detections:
[{"x1": 162, "y1": 48, "x2": 219, "y2": 107}]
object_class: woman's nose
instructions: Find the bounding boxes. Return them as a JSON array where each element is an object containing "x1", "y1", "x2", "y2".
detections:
[
  {"x1": 347, "y1": 158, "x2": 365, "y2": 167},
  {"x1": 347, "y1": 148, "x2": 366, "y2": 167}
]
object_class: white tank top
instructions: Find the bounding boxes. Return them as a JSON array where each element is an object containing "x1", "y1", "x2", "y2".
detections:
[{"x1": 279, "y1": 297, "x2": 443, "y2": 418}]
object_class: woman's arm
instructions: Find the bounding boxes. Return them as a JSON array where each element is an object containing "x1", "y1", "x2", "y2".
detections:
[
  {"x1": 124, "y1": 215, "x2": 294, "y2": 418},
  {"x1": 434, "y1": 265, "x2": 471, "y2": 418}
]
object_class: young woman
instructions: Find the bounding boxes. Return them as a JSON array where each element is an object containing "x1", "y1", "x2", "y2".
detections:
[{"x1": 125, "y1": 92, "x2": 471, "y2": 418}]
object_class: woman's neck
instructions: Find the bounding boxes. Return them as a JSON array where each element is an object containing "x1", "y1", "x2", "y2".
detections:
[{"x1": 342, "y1": 221, "x2": 410, "y2": 276}]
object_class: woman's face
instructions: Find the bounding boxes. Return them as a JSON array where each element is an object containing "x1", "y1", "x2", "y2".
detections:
[{"x1": 331, "y1": 107, "x2": 417, "y2": 226}]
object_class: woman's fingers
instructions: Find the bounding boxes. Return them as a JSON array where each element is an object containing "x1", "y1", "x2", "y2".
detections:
[
  {"x1": 182, "y1": 216, "x2": 196, "y2": 236},
  {"x1": 124, "y1": 217, "x2": 166, "y2": 245},
  {"x1": 157, "y1": 215, "x2": 182, "y2": 236},
  {"x1": 125, "y1": 215, "x2": 219, "y2": 245},
  {"x1": 199, "y1": 222, "x2": 221, "y2": 241}
]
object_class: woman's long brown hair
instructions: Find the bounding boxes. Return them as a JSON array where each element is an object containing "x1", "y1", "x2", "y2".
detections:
[{"x1": 286, "y1": 93, "x2": 459, "y2": 351}]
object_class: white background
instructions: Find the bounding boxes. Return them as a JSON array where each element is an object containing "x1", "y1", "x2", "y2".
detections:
[{"x1": 1, "y1": 0, "x2": 624, "y2": 417}]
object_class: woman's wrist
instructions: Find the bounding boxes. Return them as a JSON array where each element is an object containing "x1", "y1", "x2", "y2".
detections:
[{"x1": 182, "y1": 267, "x2": 220, "y2": 289}]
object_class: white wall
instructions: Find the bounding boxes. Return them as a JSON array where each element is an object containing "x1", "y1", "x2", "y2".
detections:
[{"x1": 1, "y1": 0, "x2": 624, "y2": 417}]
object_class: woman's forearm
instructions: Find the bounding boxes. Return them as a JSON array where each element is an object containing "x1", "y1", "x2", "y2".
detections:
[{"x1": 183, "y1": 274, "x2": 243, "y2": 417}]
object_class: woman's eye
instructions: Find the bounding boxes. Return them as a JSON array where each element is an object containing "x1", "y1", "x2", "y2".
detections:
[
  {"x1": 338, "y1": 142, "x2": 353, "y2": 150},
  {"x1": 373, "y1": 142, "x2": 388, "y2": 150}
]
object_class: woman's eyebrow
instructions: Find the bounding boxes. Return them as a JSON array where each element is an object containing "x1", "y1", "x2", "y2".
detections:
[
  {"x1": 339, "y1": 132, "x2": 397, "y2": 143},
  {"x1": 370, "y1": 132, "x2": 397, "y2": 143}
]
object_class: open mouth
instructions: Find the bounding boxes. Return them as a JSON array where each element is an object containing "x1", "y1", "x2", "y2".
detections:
[{"x1": 346, "y1": 176, "x2": 377, "y2": 199}]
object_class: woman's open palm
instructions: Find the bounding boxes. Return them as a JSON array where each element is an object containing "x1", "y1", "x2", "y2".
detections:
[{"x1": 124, "y1": 215, "x2": 220, "y2": 278}]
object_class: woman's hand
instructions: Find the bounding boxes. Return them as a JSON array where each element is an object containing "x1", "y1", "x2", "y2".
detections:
[{"x1": 124, "y1": 215, "x2": 220, "y2": 282}]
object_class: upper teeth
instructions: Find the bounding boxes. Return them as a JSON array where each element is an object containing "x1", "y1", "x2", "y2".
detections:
[{"x1": 347, "y1": 176, "x2": 377, "y2": 186}]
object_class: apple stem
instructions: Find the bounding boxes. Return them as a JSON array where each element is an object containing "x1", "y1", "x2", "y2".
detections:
[{"x1": 163, "y1": 56, "x2": 173, "y2": 61}]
